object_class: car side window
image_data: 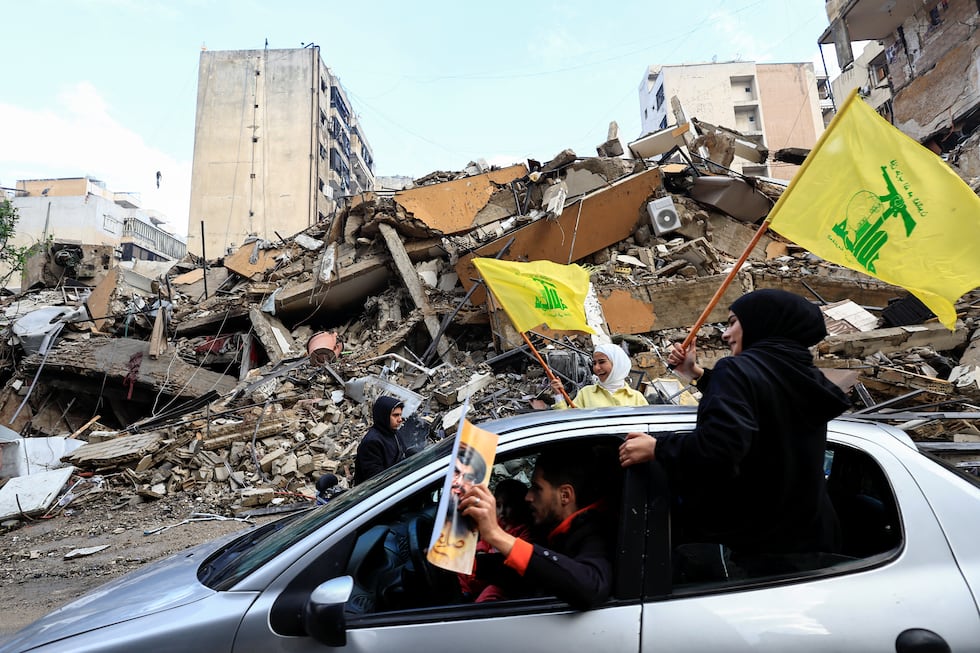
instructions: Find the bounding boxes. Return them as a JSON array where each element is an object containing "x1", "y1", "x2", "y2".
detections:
[
  {"x1": 825, "y1": 443, "x2": 901, "y2": 558},
  {"x1": 343, "y1": 451, "x2": 547, "y2": 616},
  {"x1": 669, "y1": 442, "x2": 902, "y2": 592},
  {"x1": 343, "y1": 436, "x2": 628, "y2": 616},
  {"x1": 344, "y1": 480, "x2": 456, "y2": 615}
]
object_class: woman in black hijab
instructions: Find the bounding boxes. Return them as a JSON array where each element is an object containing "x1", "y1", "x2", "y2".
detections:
[{"x1": 620, "y1": 289, "x2": 850, "y2": 561}]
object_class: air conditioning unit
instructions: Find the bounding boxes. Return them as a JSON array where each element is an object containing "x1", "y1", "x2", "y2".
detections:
[{"x1": 647, "y1": 196, "x2": 682, "y2": 236}]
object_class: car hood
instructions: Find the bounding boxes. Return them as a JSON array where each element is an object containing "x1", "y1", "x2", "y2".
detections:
[{"x1": 4, "y1": 535, "x2": 233, "y2": 651}]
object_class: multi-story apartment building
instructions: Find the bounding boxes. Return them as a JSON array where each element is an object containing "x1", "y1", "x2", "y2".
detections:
[
  {"x1": 816, "y1": 75, "x2": 835, "y2": 128},
  {"x1": 3, "y1": 177, "x2": 185, "y2": 290},
  {"x1": 818, "y1": 0, "x2": 978, "y2": 176},
  {"x1": 638, "y1": 62, "x2": 824, "y2": 180},
  {"x1": 11, "y1": 177, "x2": 186, "y2": 261},
  {"x1": 188, "y1": 47, "x2": 375, "y2": 259},
  {"x1": 825, "y1": 42, "x2": 892, "y2": 121}
]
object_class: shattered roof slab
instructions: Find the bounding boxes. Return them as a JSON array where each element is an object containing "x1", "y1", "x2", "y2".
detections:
[
  {"x1": 628, "y1": 122, "x2": 692, "y2": 159},
  {"x1": 457, "y1": 167, "x2": 663, "y2": 305},
  {"x1": 64, "y1": 431, "x2": 166, "y2": 468},
  {"x1": 26, "y1": 337, "x2": 237, "y2": 398},
  {"x1": 394, "y1": 164, "x2": 528, "y2": 235},
  {"x1": 274, "y1": 240, "x2": 444, "y2": 316}
]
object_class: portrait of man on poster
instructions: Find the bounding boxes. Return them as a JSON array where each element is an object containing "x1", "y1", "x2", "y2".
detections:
[{"x1": 427, "y1": 421, "x2": 497, "y2": 574}]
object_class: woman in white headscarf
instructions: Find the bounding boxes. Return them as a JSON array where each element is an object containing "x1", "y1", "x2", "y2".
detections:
[{"x1": 550, "y1": 343, "x2": 648, "y2": 409}]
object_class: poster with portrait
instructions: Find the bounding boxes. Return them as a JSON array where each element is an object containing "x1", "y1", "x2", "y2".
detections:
[{"x1": 426, "y1": 417, "x2": 499, "y2": 574}]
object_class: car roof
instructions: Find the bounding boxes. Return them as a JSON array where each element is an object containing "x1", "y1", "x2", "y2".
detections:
[
  {"x1": 477, "y1": 405, "x2": 918, "y2": 454},
  {"x1": 479, "y1": 404, "x2": 696, "y2": 434}
]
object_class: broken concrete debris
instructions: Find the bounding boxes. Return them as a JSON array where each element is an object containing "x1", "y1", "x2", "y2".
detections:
[{"x1": 1, "y1": 143, "x2": 979, "y2": 532}]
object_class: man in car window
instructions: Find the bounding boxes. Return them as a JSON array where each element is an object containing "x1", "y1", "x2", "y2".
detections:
[
  {"x1": 452, "y1": 443, "x2": 486, "y2": 507},
  {"x1": 460, "y1": 445, "x2": 617, "y2": 609}
]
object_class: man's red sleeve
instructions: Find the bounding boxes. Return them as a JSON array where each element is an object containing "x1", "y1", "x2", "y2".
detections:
[{"x1": 503, "y1": 538, "x2": 534, "y2": 575}]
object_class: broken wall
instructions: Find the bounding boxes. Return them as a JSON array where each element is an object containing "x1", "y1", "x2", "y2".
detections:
[
  {"x1": 456, "y1": 168, "x2": 663, "y2": 305},
  {"x1": 885, "y1": 0, "x2": 980, "y2": 144},
  {"x1": 392, "y1": 164, "x2": 528, "y2": 234}
]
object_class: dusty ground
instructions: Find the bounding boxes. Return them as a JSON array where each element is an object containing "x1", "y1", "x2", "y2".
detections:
[{"x1": 0, "y1": 491, "x2": 283, "y2": 643}]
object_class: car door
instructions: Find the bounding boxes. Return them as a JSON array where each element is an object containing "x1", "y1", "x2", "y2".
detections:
[
  {"x1": 338, "y1": 600, "x2": 641, "y2": 653},
  {"x1": 232, "y1": 431, "x2": 645, "y2": 653},
  {"x1": 639, "y1": 432, "x2": 980, "y2": 652}
]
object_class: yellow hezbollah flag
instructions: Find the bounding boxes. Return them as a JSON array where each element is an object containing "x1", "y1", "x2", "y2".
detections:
[
  {"x1": 767, "y1": 88, "x2": 980, "y2": 330},
  {"x1": 472, "y1": 258, "x2": 594, "y2": 334}
]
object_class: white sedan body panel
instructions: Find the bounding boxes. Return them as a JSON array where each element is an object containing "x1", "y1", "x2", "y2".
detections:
[
  {"x1": 344, "y1": 607, "x2": 639, "y2": 653},
  {"x1": 233, "y1": 588, "x2": 640, "y2": 653},
  {"x1": 641, "y1": 431, "x2": 980, "y2": 652},
  {"x1": 6, "y1": 406, "x2": 980, "y2": 653}
]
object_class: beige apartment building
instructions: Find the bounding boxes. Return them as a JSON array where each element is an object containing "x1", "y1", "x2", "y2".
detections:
[
  {"x1": 188, "y1": 47, "x2": 375, "y2": 259},
  {"x1": 638, "y1": 62, "x2": 824, "y2": 180},
  {"x1": 3, "y1": 177, "x2": 186, "y2": 289},
  {"x1": 828, "y1": 42, "x2": 892, "y2": 120}
]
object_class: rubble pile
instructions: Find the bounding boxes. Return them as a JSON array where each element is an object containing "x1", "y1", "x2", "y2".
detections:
[{"x1": 2, "y1": 146, "x2": 979, "y2": 528}]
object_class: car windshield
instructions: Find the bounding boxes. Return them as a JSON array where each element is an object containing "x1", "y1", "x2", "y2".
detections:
[{"x1": 198, "y1": 437, "x2": 454, "y2": 590}]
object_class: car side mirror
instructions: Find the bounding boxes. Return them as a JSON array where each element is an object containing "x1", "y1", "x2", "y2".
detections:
[{"x1": 304, "y1": 575, "x2": 354, "y2": 646}]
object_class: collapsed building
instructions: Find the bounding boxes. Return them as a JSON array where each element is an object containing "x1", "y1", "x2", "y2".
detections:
[{"x1": 1, "y1": 121, "x2": 979, "y2": 527}]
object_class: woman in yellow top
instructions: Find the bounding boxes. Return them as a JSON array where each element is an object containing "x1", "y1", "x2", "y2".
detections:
[{"x1": 550, "y1": 343, "x2": 648, "y2": 409}]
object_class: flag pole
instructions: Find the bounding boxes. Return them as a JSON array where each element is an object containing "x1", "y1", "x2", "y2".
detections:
[
  {"x1": 679, "y1": 90, "x2": 867, "y2": 352},
  {"x1": 520, "y1": 331, "x2": 577, "y2": 408},
  {"x1": 679, "y1": 217, "x2": 773, "y2": 352}
]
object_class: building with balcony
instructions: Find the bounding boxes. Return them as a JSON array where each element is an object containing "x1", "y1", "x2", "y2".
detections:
[
  {"x1": 188, "y1": 47, "x2": 375, "y2": 259},
  {"x1": 3, "y1": 177, "x2": 186, "y2": 290},
  {"x1": 819, "y1": 0, "x2": 979, "y2": 172},
  {"x1": 638, "y1": 62, "x2": 825, "y2": 179},
  {"x1": 816, "y1": 75, "x2": 835, "y2": 128},
  {"x1": 827, "y1": 41, "x2": 893, "y2": 122},
  {"x1": 11, "y1": 177, "x2": 185, "y2": 261}
]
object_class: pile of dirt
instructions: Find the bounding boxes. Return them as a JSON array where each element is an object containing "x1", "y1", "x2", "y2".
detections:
[{"x1": 0, "y1": 491, "x2": 279, "y2": 638}]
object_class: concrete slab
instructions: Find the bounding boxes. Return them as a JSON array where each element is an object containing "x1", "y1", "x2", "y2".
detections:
[
  {"x1": 0, "y1": 466, "x2": 75, "y2": 520},
  {"x1": 458, "y1": 168, "x2": 664, "y2": 306},
  {"x1": 394, "y1": 164, "x2": 528, "y2": 235},
  {"x1": 0, "y1": 434, "x2": 84, "y2": 478}
]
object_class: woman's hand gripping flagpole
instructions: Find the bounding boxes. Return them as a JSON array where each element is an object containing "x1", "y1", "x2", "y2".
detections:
[
  {"x1": 471, "y1": 257, "x2": 594, "y2": 410},
  {"x1": 520, "y1": 331, "x2": 576, "y2": 408},
  {"x1": 672, "y1": 218, "x2": 774, "y2": 362}
]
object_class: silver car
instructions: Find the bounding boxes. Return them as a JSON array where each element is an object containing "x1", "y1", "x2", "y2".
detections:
[{"x1": 3, "y1": 406, "x2": 979, "y2": 652}]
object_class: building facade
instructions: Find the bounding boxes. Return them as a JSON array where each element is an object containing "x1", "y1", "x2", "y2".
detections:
[
  {"x1": 823, "y1": 41, "x2": 892, "y2": 123},
  {"x1": 3, "y1": 177, "x2": 185, "y2": 290},
  {"x1": 819, "y1": 0, "x2": 978, "y2": 176},
  {"x1": 188, "y1": 47, "x2": 375, "y2": 259},
  {"x1": 638, "y1": 62, "x2": 825, "y2": 179},
  {"x1": 11, "y1": 177, "x2": 185, "y2": 260}
]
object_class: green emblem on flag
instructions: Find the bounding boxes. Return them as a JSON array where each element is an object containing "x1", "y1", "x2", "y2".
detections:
[
  {"x1": 531, "y1": 276, "x2": 568, "y2": 313},
  {"x1": 830, "y1": 164, "x2": 918, "y2": 274}
]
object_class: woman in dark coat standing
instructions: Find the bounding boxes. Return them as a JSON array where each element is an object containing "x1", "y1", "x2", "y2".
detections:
[
  {"x1": 354, "y1": 396, "x2": 405, "y2": 485},
  {"x1": 620, "y1": 289, "x2": 851, "y2": 561}
]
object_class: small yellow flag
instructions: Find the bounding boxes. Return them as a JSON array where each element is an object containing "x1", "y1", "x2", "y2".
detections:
[
  {"x1": 767, "y1": 89, "x2": 980, "y2": 330},
  {"x1": 472, "y1": 258, "x2": 594, "y2": 334}
]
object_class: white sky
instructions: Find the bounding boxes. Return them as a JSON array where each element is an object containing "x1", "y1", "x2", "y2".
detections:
[{"x1": 0, "y1": 1, "x2": 843, "y2": 237}]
